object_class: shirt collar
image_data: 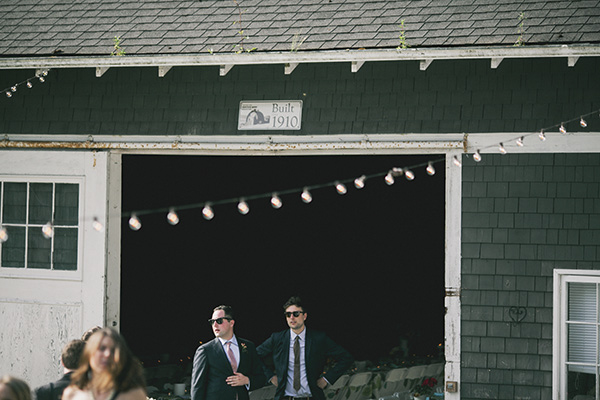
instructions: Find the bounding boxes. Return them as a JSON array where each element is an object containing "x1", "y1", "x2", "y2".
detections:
[
  {"x1": 218, "y1": 335, "x2": 238, "y2": 346},
  {"x1": 290, "y1": 328, "x2": 306, "y2": 341}
]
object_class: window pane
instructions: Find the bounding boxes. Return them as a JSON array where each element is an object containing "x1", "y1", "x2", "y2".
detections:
[
  {"x1": 568, "y1": 323, "x2": 597, "y2": 374},
  {"x1": 567, "y1": 370, "x2": 595, "y2": 398},
  {"x1": 568, "y1": 282, "x2": 597, "y2": 322},
  {"x1": 54, "y1": 184, "x2": 79, "y2": 226},
  {"x1": 27, "y1": 228, "x2": 51, "y2": 269},
  {"x1": 29, "y1": 183, "x2": 53, "y2": 225},
  {"x1": 53, "y1": 228, "x2": 77, "y2": 271},
  {"x1": 1, "y1": 226, "x2": 25, "y2": 268},
  {"x1": 2, "y1": 182, "x2": 27, "y2": 224}
]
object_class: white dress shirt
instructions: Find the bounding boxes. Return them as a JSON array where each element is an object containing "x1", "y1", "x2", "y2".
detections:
[{"x1": 285, "y1": 328, "x2": 312, "y2": 397}]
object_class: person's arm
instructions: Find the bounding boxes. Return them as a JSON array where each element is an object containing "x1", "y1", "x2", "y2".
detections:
[
  {"x1": 321, "y1": 336, "x2": 353, "y2": 386},
  {"x1": 246, "y1": 341, "x2": 267, "y2": 391},
  {"x1": 256, "y1": 335, "x2": 277, "y2": 385},
  {"x1": 191, "y1": 346, "x2": 207, "y2": 400}
]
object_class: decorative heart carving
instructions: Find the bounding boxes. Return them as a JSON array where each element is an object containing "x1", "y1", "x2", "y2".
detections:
[{"x1": 508, "y1": 306, "x2": 527, "y2": 325}]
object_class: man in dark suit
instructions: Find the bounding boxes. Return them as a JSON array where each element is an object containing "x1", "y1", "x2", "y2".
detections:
[
  {"x1": 191, "y1": 305, "x2": 266, "y2": 400},
  {"x1": 34, "y1": 339, "x2": 85, "y2": 400},
  {"x1": 256, "y1": 296, "x2": 353, "y2": 400}
]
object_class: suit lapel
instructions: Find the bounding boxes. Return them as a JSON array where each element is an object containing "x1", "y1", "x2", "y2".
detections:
[
  {"x1": 304, "y1": 329, "x2": 312, "y2": 365},
  {"x1": 212, "y1": 338, "x2": 234, "y2": 372}
]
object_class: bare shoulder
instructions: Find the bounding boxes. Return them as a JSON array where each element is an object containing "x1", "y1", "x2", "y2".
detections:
[
  {"x1": 116, "y1": 387, "x2": 147, "y2": 400},
  {"x1": 61, "y1": 386, "x2": 79, "y2": 400}
]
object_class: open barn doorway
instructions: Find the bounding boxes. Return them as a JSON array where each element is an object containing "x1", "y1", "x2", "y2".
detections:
[{"x1": 120, "y1": 154, "x2": 446, "y2": 393}]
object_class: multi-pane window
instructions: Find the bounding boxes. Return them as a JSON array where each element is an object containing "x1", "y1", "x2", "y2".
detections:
[
  {"x1": 0, "y1": 180, "x2": 79, "y2": 271},
  {"x1": 555, "y1": 270, "x2": 600, "y2": 400}
]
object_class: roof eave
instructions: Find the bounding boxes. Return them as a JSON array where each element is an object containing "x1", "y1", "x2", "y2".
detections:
[{"x1": 0, "y1": 44, "x2": 599, "y2": 75}]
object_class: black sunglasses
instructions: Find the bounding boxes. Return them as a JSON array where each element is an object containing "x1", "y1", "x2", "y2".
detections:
[
  {"x1": 208, "y1": 317, "x2": 232, "y2": 325},
  {"x1": 285, "y1": 311, "x2": 305, "y2": 318}
]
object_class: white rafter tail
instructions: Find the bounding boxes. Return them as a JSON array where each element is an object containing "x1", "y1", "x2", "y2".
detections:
[
  {"x1": 220, "y1": 64, "x2": 234, "y2": 76},
  {"x1": 351, "y1": 60, "x2": 365, "y2": 73},
  {"x1": 568, "y1": 56, "x2": 580, "y2": 67},
  {"x1": 490, "y1": 57, "x2": 503, "y2": 69},
  {"x1": 420, "y1": 59, "x2": 433, "y2": 71},
  {"x1": 96, "y1": 66, "x2": 110, "y2": 77},
  {"x1": 285, "y1": 62, "x2": 298, "y2": 75},
  {"x1": 158, "y1": 65, "x2": 173, "y2": 77}
]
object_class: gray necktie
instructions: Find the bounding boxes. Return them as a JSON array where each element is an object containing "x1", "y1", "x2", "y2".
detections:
[{"x1": 293, "y1": 336, "x2": 301, "y2": 391}]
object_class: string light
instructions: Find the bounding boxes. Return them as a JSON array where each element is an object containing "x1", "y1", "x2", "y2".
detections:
[
  {"x1": 0, "y1": 226, "x2": 7, "y2": 243},
  {"x1": 516, "y1": 136, "x2": 524, "y2": 147},
  {"x1": 426, "y1": 162, "x2": 435, "y2": 175},
  {"x1": 539, "y1": 130, "x2": 546, "y2": 141},
  {"x1": 202, "y1": 205, "x2": 215, "y2": 220},
  {"x1": 270, "y1": 193, "x2": 283, "y2": 209},
  {"x1": 580, "y1": 117, "x2": 587, "y2": 128},
  {"x1": 335, "y1": 181, "x2": 347, "y2": 194},
  {"x1": 498, "y1": 143, "x2": 507, "y2": 154},
  {"x1": 452, "y1": 156, "x2": 462, "y2": 167},
  {"x1": 301, "y1": 188, "x2": 313, "y2": 203},
  {"x1": 42, "y1": 222, "x2": 54, "y2": 239},
  {"x1": 129, "y1": 214, "x2": 142, "y2": 231},
  {"x1": 404, "y1": 169, "x2": 415, "y2": 180},
  {"x1": 2, "y1": 69, "x2": 50, "y2": 99},
  {"x1": 92, "y1": 217, "x2": 103, "y2": 232},
  {"x1": 167, "y1": 209, "x2": 179, "y2": 225},
  {"x1": 559, "y1": 124, "x2": 567, "y2": 134},
  {"x1": 473, "y1": 150, "x2": 482, "y2": 162},
  {"x1": 384, "y1": 170, "x2": 395, "y2": 185},
  {"x1": 354, "y1": 175, "x2": 366, "y2": 189},
  {"x1": 237, "y1": 199, "x2": 249, "y2": 214}
]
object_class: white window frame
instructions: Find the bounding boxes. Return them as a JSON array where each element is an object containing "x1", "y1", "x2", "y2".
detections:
[
  {"x1": 553, "y1": 269, "x2": 600, "y2": 400},
  {"x1": 0, "y1": 175, "x2": 84, "y2": 281}
]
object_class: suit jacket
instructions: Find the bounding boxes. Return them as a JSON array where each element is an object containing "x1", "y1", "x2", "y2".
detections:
[
  {"x1": 191, "y1": 337, "x2": 266, "y2": 400},
  {"x1": 34, "y1": 372, "x2": 72, "y2": 400},
  {"x1": 256, "y1": 329, "x2": 353, "y2": 400}
]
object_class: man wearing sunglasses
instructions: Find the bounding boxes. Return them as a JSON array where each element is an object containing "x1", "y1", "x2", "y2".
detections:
[
  {"x1": 191, "y1": 305, "x2": 266, "y2": 400},
  {"x1": 256, "y1": 296, "x2": 353, "y2": 400}
]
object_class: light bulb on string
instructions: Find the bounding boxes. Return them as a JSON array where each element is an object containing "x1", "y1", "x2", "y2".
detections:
[
  {"x1": 0, "y1": 226, "x2": 7, "y2": 243},
  {"x1": 516, "y1": 136, "x2": 524, "y2": 147},
  {"x1": 301, "y1": 188, "x2": 312, "y2": 203},
  {"x1": 452, "y1": 156, "x2": 462, "y2": 167},
  {"x1": 498, "y1": 143, "x2": 507, "y2": 154},
  {"x1": 42, "y1": 222, "x2": 54, "y2": 239},
  {"x1": 473, "y1": 150, "x2": 482, "y2": 162},
  {"x1": 354, "y1": 175, "x2": 366, "y2": 189},
  {"x1": 404, "y1": 169, "x2": 415, "y2": 180},
  {"x1": 202, "y1": 205, "x2": 214, "y2": 220},
  {"x1": 385, "y1": 170, "x2": 395, "y2": 185},
  {"x1": 237, "y1": 199, "x2": 250, "y2": 215},
  {"x1": 335, "y1": 181, "x2": 347, "y2": 195},
  {"x1": 11, "y1": 86, "x2": 17, "y2": 93},
  {"x1": 426, "y1": 162, "x2": 436, "y2": 175},
  {"x1": 559, "y1": 124, "x2": 567, "y2": 134},
  {"x1": 92, "y1": 217, "x2": 103, "y2": 232},
  {"x1": 5, "y1": 91, "x2": 12, "y2": 98},
  {"x1": 38, "y1": 76, "x2": 45, "y2": 83},
  {"x1": 128, "y1": 214, "x2": 142, "y2": 231},
  {"x1": 167, "y1": 209, "x2": 179, "y2": 225},
  {"x1": 270, "y1": 193, "x2": 283, "y2": 209},
  {"x1": 26, "y1": 81, "x2": 33, "y2": 88},
  {"x1": 539, "y1": 130, "x2": 546, "y2": 141},
  {"x1": 580, "y1": 117, "x2": 587, "y2": 128}
]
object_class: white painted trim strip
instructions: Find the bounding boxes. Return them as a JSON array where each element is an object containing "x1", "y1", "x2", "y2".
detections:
[{"x1": 0, "y1": 45, "x2": 598, "y2": 71}]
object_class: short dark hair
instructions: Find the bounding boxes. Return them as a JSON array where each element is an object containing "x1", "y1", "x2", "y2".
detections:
[
  {"x1": 213, "y1": 305, "x2": 235, "y2": 320},
  {"x1": 62, "y1": 339, "x2": 86, "y2": 370},
  {"x1": 0, "y1": 376, "x2": 31, "y2": 400},
  {"x1": 283, "y1": 296, "x2": 305, "y2": 312}
]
